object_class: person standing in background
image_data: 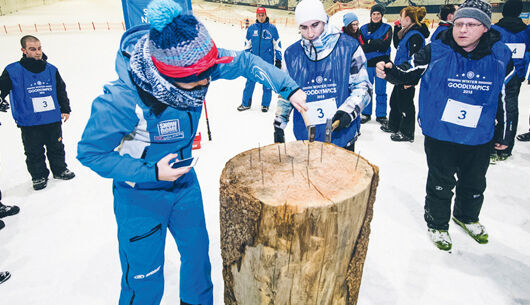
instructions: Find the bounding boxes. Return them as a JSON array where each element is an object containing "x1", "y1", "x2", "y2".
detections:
[
  {"x1": 491, "y1": 0, "x2": 529, "y2": 159},
  {"x1": 381, "y1": 6, "x2": 429, "y2": 142},
  {"x1": 342, "y1": 12, "x2": 361, "y2": 42},
  {"x1": 431, "y1": 4, "x2": 458, "y2": 41},
  {"x1": 237, "y1": 7, "x2": 283, "y2": 113},
  {"x1": 0, "y1": 35, "x2": 75, "y2": 191},
  {"x1": 358, "y1": 4, "x2": 392, "y2": 125}
]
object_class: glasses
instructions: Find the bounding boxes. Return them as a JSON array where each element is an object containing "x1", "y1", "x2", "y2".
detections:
[
  {"x1": 350, "y1": 22, "x2": 359, "y2": 27},
  {"x1": 454, "y1": 22, "x2": 483, "y2": 29}
]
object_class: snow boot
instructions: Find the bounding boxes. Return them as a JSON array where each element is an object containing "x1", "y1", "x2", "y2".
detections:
[
  {"x1": 261, "y1": 106, "x2": 269, "y2": 112},
  {"x1": 0, "y1": 220, "x2": 4, "y2": 231},
  {"x1": 360, "y1": 114, "x2": 371, "y2": 124},
  {"x1": 0, "y1": 204, "x2": 20, "y2": 218},
  {"x1": 380, "y1": 123, "x2": 397, "y2": 133},
  {"x1": 428, "y1": 228, "x2": 452, "y2": 251},
  {"x1": 53, "y1": 169, "x2": 75, "y2": 180},
  {"x1": 452, "y1": 217, "x2": 488, "y2": 244},
  {"x1": 391, "y1": 131, "x2": 414, "y2": 142},
  {"x1": 237, "y1": 104, "x2": 250, "y2": 111},
  {"x1": 516, "y1": 132, "x2": 530, "y2": 142},
  {"x1": 32, "y1": 178, "x2": 48, "y2": 191},
  {"x1": 375, "y1": 116, "x2": 388, "y2": 125},
  {"x1": 0, "y1": 271, "x2": 10, "y2": 284}
]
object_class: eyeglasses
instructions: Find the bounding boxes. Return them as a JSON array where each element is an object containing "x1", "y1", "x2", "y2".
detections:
[
  {"x1": 454, "y1": 22, "x2": 483, "y2": 29},
  {"x1": 350, "y1": 22, "x2": 359, "y2": 26}
]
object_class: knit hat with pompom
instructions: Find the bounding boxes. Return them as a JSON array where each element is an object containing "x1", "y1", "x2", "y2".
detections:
[{"x1": 147, "y1": 0, "x2": 232, "y2": 83}]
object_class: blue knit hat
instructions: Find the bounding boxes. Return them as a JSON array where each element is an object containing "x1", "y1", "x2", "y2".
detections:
[
  {"x1": 147, "y1": 0, "x2": 232, "y2": 83},
  {"x1": 343, "y1": 12, "x2": 359, "y2": 27}
]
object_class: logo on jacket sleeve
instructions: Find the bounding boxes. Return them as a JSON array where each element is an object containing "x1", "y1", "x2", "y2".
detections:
[{"x1": 155, "y1": 119, "x2": 184, "y2": 141}]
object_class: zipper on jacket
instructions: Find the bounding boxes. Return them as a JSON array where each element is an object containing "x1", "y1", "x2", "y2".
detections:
[{"x1": 129, "y1": 224, "x2": 162, "y2": 242}]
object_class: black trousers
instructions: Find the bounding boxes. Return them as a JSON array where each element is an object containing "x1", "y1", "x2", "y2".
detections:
[
  {"x1": 20, "y1": 122, "x2": 68, "y2": 180},
  {"x1": 424, "y1": 136, "x2": 491, "y2": 230},
  {"x1": 388, "y1": 85, "x2": 415, "y2": 138}
]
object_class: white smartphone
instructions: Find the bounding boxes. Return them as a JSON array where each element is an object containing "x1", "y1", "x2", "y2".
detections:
[{"x1": 170, "y1": 156, "x2": 199, "y2": 169}]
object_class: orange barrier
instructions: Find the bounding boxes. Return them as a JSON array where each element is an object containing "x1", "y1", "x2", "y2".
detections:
[{"x1": 1, "y1": 21, "x2": 126, "y2": 35}]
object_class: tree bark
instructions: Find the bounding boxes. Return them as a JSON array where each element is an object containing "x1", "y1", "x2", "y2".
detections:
[{"x1": 220, "y1": 141, "x2": 379, "y2": 305}]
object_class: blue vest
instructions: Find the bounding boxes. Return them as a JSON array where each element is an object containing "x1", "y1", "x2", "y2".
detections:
[
  {"x1": 285, "y1": 34, "x2": 361, "y2": 147},
  {"x1": 395, "y1": 30, "x2": 425, "y2": 65},
  {"x1": 6, "y1": 62, "x2": 61, "y2": 126},
  {"x1": 491, "y1": 24, "x2": 530, "y2": 79},
  {"x1": 417, "y1": 39, "x2": 512, "y2": 145},
  {"x1": 360, "y1": 23, "x2": 391, "y2": 61},
  {"x1": 431, "y1": 24, "x2": 450, "y2": 41}
]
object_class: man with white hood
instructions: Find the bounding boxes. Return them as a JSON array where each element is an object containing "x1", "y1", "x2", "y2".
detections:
[{"x1": 273, "y1": 0, "x2": 372, "y2": 151}]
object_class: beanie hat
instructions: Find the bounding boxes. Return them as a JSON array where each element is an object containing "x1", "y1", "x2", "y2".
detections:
[
  {"x1": 370, "y1": 4, "x2": 385, "y2": 16},
  {"x1": 295, "y1": 0, "x2": 328, "y2": 25},
  {"x1": 502, "y1": 0, "x2": 522, "y2": 17},
  {"x1": 147, "y1": 0, "x2": 232, "y2": 83},
  {"x1": 343, "y1": 12, "x2": 359, "y2": 27},
  {"x1": 256, "y1": 7, "x2": 266, "y2": 14},
  {"x1": 454, "y1": 0, "x2": 492, "y2": 29}
]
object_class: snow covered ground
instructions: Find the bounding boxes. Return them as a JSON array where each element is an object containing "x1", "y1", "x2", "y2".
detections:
[{"x1": 0, "y1": 1, "x2": 529, "y2": 304}]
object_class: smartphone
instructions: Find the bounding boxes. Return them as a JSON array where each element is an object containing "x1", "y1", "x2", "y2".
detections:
[{"x1": 170, "y1": 156, "x2": 198, "y2": 169}]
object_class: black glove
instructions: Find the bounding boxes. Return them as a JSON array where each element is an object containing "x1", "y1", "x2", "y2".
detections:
[
  {"x1": 332, "y1": 110, "x2": 353, "y2": 132},
  {"x1": 274, "y1": 127, "x2": 285, "y2": 143},
  {"x1": 0, "y1": 97, "x2": 9, "y2": 112},
  {"x1": 275, "y1": 59, "x2": 282, "y2": 69}
]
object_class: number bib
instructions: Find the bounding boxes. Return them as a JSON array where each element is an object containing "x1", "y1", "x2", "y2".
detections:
[
  {"x1": 306, "y1": 98, "x2": 337, "y2": 125},
  {"x1": 441, "y1": 98, "x2": 482, "y2": 128},
  {"x1": 32, "y1": 96, "x2": 56, "y2": 113},
  {"x1": 505, "y1": 43, "x2": 525, "y2": 59}
]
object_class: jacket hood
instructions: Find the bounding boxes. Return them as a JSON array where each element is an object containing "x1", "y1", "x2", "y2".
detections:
[
  {"x1": 496, "y1": 16, "x2": 528, "y2": 33},
  {"x1": 116, "y1": 24, "x2": 151, "y2": 87}
]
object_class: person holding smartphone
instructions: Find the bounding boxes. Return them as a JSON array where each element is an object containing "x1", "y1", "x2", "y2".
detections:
[{"x1": 77, "y1": 1, "x2": 307, "y2": 304}]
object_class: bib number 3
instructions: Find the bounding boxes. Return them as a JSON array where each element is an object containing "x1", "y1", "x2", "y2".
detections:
[
  {"x1": 32, "y1": 96, "x2": 55, "y2": 113},
  {"x1": 306, "y1": 98, "x2": 337, "y2": 125},
  {"x1": 441, "y1": 98, "x2": 482, "y2": 128}
]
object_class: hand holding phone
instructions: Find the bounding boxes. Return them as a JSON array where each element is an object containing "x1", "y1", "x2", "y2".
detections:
[{"x1": 170, "y1": 156, "x2": 199, "y2": 169}]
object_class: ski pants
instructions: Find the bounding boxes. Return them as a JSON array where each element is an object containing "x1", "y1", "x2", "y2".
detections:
[
  {"x1": 19, "y1": 121, "x2": 68, "y2": 180},
  {"x1": 362, "y1": 66, "x2": 387, "y2": 118},
  {"x1": 388, "y1": 85, "x2": 415, "y2": 138},
  {"x1": 113, "y1": 170, "x2": 213, "y2": 305},
  {"x1": 241, "y1": 79, "x2": 272, "y2": 108},
  {"x1": 423, "y1": 136, "x2": 490, "y2": 230}
]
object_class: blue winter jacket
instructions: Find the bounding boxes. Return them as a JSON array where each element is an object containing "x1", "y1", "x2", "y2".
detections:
[
  {"x1": 77, "y1": 25, "x2": 298, "y2": 189},
  {"x1": 245, "y1": 19, "x2": 282, "y2": 63}
]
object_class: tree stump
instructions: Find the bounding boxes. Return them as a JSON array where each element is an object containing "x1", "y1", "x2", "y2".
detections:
[{"x1": 220, "y1": 141, "x2": 379, "y2": 305}]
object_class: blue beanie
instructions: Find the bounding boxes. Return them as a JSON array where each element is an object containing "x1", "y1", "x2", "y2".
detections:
[
  {"x1": 146, "y1": 0, "x2": 230, "y2": 82},
  {"x1": 343, "y1": 12, "x2": 359, "y2": 27}
]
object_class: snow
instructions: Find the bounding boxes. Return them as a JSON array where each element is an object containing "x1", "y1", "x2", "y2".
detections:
[{"x1": 1, "y1": 1, "x2": 529, "y2": 304}]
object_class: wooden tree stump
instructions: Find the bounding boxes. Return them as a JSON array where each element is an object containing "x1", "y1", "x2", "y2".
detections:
[{"x1": 220, "y1": 141, "x2": 379, "y2": 305}]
